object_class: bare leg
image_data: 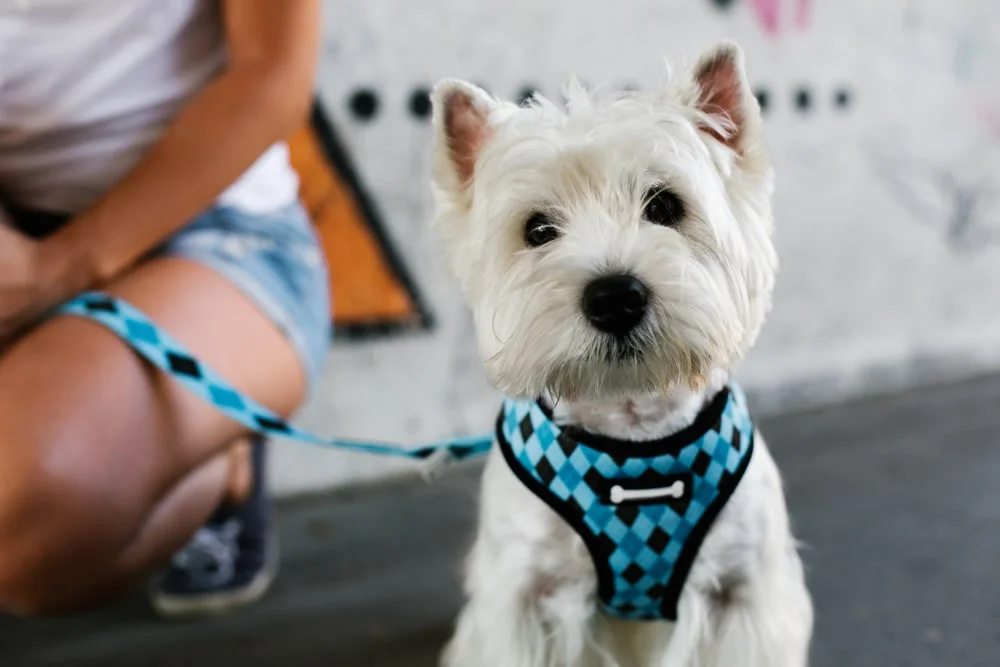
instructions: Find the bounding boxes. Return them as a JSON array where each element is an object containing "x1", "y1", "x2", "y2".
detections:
[{"x1": 0, "y1": 256, "x2": 306, "y2": 615}]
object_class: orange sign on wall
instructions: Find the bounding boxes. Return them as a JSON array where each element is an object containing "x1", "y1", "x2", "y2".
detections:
[{"x1": 287, "y1": 102, "x2": 431, "y2": 340}]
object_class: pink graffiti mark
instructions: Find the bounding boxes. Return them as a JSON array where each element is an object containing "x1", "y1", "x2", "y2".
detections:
[
  {"x1": 747, "y1": 0, "x2": 780, "y2": 36},
  {"x1": 746, "y1": 0, "x2": 812, "y2": 38},
  {"x1": 796, "y1": 0, "x2": 812, "y2": 28},
  {"x1": 971, "y1": 100, "x2": 1000, "y2": 138},
  {"x1": 976, "y1": 107, "x2": 1000, "y2": 137}
]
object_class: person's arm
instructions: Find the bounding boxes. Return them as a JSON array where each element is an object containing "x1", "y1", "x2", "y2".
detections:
[{"x1": 42, "y1": 0, "x2": 321, "y2": 296}]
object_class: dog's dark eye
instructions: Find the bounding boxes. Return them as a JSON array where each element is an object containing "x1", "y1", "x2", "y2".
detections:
[
  {"x1": 643, "y1": 188, "x2": 685, "y2": 227},
  {"x1": 524, "y1": 212, "x2": 560, "y2": 247}
]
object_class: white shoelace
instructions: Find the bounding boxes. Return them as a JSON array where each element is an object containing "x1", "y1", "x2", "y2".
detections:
[{"x1": 171, "y1": 519, "x2": 243, "y2": 587}]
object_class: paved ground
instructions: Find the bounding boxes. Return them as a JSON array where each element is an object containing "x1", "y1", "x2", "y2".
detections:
[{"x1": 3, "y1": 374, "x2": 1000, "y2": 666}]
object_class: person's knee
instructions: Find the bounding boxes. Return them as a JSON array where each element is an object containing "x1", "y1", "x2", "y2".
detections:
[{"x1": 0, "y1": 430, "x2": 129, "y2": 616}]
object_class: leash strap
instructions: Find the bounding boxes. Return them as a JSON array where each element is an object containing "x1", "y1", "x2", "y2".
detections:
[{"x1": 57, "y1": 292, "x2": 493, "y2": 473}]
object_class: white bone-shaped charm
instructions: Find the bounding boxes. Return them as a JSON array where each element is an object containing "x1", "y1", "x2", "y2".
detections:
[{"x1": 610, "y1": 480, "x2": 686, "y2": 504}]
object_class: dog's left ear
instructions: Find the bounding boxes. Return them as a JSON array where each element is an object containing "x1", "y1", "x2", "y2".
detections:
[
  {"x1": 687, "y1": 42, "x2": 762, "y2": 158},
  {"x1": 431, "y1": 80, "x2": 498, "y2": 199}
]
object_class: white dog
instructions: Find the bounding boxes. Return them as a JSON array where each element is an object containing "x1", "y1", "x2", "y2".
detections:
[{"x1": 429, "y1": 42, "x2": 812, "y2": 667}]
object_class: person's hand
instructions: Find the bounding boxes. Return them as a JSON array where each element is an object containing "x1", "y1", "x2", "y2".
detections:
[
  {"x1": 0, "y1": 222, "x2": 51, "y2": 342},
  {"x1": 0, "y1": 217, "x2": 95, "y2": 345}
]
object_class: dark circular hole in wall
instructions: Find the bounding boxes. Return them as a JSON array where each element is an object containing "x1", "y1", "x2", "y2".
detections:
[
  {"x1": 518, "y1": 85, "x2": 540, "y2": 106},
  {"x1": 794, "y1": 87, "x2": 812, "y2": 112},
  {"x1": 349, "y1": 88, "x2": 380, "y2": 121},
  {"x1": 834, "y1": 87, "x2": 852, "y2": 110},
  {"x1": 754, "y1": 87, "x2": 770, "y2": 114},
  {"x1": 409, "y1": 87, "x2": 432, "y2": 119}
]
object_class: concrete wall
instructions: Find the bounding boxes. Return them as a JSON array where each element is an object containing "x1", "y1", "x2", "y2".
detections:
[{"x1": 271, "y1": 0, "x2": 1000, "y2": 494}]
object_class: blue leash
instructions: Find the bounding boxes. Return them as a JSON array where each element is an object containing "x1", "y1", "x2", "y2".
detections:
[{"x1": 57, "y1": 292, "x2": 493, "y2": 478}]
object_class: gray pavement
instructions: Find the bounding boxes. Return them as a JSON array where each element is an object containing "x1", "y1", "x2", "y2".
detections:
[{"x1": 3, "y1": 374, "x2": 1000, "y2": 666}]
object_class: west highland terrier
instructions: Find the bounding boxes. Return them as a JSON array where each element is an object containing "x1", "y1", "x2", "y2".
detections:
[{"x1": 428, "y1": 42, "x2": 813, "y2": 667}]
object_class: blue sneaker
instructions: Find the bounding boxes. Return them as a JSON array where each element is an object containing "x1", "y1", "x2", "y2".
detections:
[{"x1": 151, "y1": 438, "x2": 278, "y2": 618}]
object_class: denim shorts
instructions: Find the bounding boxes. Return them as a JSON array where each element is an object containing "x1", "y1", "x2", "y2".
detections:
[
  {"x1": 10, "y1": 200, "x2": 330, "y2": 388},
  {"x1": 157, "y1": 202, "x2": 332, "y2": 389}
]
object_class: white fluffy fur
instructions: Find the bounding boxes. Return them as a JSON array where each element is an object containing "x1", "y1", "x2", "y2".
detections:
[{"x1": 430, "y1": 42, "x2": 813, "y2": 667}]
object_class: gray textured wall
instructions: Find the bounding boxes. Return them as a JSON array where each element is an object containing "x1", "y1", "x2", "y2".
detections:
[{"x1": 272, "y1": 0, "x2": 1000, "y2": 494}]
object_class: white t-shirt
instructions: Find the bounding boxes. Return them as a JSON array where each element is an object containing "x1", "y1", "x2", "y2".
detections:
[{"x1": 0, "y1": 0, "x2": 300, "y2": 214}]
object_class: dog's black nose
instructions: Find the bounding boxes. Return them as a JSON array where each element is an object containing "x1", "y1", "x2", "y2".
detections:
[{"x1": 582, "y1": 274, "x2": 649, "y2": 336}]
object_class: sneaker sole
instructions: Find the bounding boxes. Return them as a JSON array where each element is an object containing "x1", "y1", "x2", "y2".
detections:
[{"x1": 151, "y1": 534, "x2": 280, "y2": 619}]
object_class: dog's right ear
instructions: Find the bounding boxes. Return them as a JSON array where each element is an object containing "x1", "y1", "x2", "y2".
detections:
[{"x1": 431, "y1": 80, "x2": 497, "y2": 198}]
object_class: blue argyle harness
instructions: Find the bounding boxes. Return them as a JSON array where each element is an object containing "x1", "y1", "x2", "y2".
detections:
[
  {"x1": 56, "y1": 292, "x2": 493, "y2": 467},
  {"x1": 496, "y1": 386, "x2": 754, "y2": 621}
]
